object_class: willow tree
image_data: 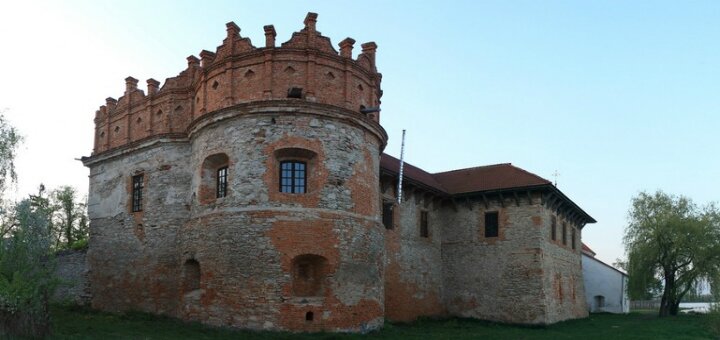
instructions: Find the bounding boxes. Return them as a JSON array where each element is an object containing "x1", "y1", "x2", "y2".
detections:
[{"x1": 624, "y1": 191, "x2": 720, "y2": 316}]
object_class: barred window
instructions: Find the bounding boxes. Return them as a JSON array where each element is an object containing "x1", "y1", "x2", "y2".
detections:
[
  {"x1": 280, "y1": 161, "x2": 306, "y2": 193},
  {"x1": 132, "y1": 174, "x2": 144, "y2": 212},
  {"x1": 217, "y1": 166, "x2": 228, "y2": 198}
]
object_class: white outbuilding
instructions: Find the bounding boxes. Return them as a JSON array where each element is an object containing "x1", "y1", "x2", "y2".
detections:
[{"x1": 582, "y1": 243, "x2": 629, "y2": 313}]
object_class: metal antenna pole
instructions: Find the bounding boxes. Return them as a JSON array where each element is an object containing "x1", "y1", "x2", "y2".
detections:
[{"x1": 397, "y1": 129, "x2": 406, "y2": 204}]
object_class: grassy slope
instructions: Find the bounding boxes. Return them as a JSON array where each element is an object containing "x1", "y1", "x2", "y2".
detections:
[{"x1": 49, "y1": 306, "x2": 715, "y2": 340}]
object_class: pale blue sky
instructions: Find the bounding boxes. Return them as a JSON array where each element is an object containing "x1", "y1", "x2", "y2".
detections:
[{"x1": 1, "y1": 0, "x2": 719, "y2": 266}]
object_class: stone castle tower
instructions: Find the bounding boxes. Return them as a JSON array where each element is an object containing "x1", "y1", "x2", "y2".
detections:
[
  {"x1": 83, "y1": 13, "x2": 387, "y2": 332},
  {"x1": 82, "y1": 12, "x2": 595, "y2": 333}
]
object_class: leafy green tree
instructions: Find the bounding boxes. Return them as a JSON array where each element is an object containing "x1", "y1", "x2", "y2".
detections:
[
  {"x1": 0, "y1": 112, "x2": 21, "y2": 195},
  {"x1": 0, "y1": 199, "x2": 56, "y2": 337},
  {"x1": 49, "y1": 186, "x2": 88, "y2": 249},
  {"x1": 624, "y1": 191, "x2": 720, "y2": 316},
  {"x1": 0, "y1": 112, "x2": 21, "y2": 239}
]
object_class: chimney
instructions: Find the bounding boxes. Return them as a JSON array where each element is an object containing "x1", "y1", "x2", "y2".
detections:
[
  {"x1": 264, "y1": 25, "x2": 276, "y2": 48},
  {"x1": 339, "y1": 38, "x2": 355, "y2": 58},
  {"x1": 187, "y1": 55, "x2": 200, "y2": 68},
  {"x1": 199, "y1": 50, "x2": 216, "y2": 68},
  {"x1": 125, "y1": 77, "x2": 139, "y2": 94},
  {"x1": 304, "y1": 12, "x2": 318, "y2": 32},
  {"x1": 147, "y1": 78, "x2": 160, "y2": 96},
  {"x1": 226, "y1": 21, "x2": 240, "y2": 39},
  {"x1": 361, "y1": 42, "x2": 377, "y2": 66}
]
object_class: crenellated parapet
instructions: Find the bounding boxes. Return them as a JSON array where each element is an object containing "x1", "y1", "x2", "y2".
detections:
[{"x1": 92, "y1": 12, "x2": 383, "y2": 155}]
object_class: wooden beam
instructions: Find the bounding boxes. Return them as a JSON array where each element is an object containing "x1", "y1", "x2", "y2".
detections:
[
  {"x1": 498, "y1": 192, "x2": 506, "y2": 208},
  {"x1": 527, "y1": 191, "x2": 533, "y2": 205},
  {"x1": 450, "y1": 198, "x2": 459, "y2": 212},
  {"x1": 513, "y1": 191, "x2": 520, "y2": 207},
  {"x1": 424, "y1": 192, "x2": 433, "y2": 209},
  {"x1": 464, "y1": 197, "x2": 473, "y2": 210},
  {"x1": 545, "y1": 194, "x2": 558, "y2": 210},
  {"x1": 481, "y1": 194, "x2": 489, "y2": 209}
]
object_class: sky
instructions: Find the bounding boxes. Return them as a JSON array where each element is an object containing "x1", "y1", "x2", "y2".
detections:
[{"x1": 1, "y1": 0, "x2": 719, "y2": 267}]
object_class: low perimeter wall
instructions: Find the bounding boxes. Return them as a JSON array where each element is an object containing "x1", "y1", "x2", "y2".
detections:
[{"x1": 52, "y1": 250, "x2": 91, "y2": 305}]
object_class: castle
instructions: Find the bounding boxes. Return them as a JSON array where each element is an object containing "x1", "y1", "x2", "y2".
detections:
[{"x1": 81, "y1": 13, "x2": 595, "y2": 332}]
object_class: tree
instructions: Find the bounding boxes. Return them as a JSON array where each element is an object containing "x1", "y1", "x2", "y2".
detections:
[
  {"x1": 49, "y1": 186, "x2": 88, "y2": 249},
  {"x1": 0, "y1": 111, "x2": 22, "y2": 238},
  {"x1": 624, "y1": 191, "x2": 720, "y2": 317},
  {"x1": 0, "y1": 199, "x2": 56, "y2": 337}
]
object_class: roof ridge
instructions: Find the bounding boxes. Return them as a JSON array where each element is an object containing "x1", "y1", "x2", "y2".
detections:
[
  {"x1": 504, "y1": 163, "x2": 552, "y2": 184},
  {"x1": 432, "y1": 163, "x2": 513, "y2": 176}
]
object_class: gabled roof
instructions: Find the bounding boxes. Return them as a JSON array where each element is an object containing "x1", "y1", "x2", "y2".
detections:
[{"x1": 433, "y1": 163, "x2": 551, "y2": 195}]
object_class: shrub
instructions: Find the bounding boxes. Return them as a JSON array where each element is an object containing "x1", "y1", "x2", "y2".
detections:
[
  {"x1": 69, "y1": 238, "x2": 88, "y2": 251},
  {"x1": 0, "y1": 200, "x2": 57, "y2": 338},
  {"x1": 708, "y1": 303, "x2": 720, "y2": 337}
]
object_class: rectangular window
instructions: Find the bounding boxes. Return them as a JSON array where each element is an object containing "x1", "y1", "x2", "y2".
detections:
[
  {"x1": 551, "y1": 215, "x2": 557, "y2": 241},
  {"x1": 132, "y1": 174, "x2": 144, "y2": 212},
  {"x1": 382, "y1": 202, "x2": 394, "y2": 230},
  {"x1": 571, "y1": 228, "x2": 576, "y2": 250},
  {"x1": 484, "y1": 211, "x2": 499, "y2": 238},
  {"x1": 562, "y1": 222, "x2": 567, "y2": 245},
  {"x1": 217, "y1": 166, "x2": 228, "y2": 198},
  {"x1": 280, "y1": 161, "x2": 306, "y2": 193},
  {"x1": 420, "y1": 210, "x2": 429, "y2": 238}
]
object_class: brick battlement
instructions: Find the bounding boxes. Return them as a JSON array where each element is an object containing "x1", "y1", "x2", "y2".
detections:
[{"x1": 92, "y1": 12, "x2": 382, "y2": 155}]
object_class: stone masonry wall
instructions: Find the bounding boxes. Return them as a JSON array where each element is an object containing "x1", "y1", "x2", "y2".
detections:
[
  {"x1": 174, "y1": 103, "x2": 385, "y2": 332},
  {"x1": 384, "y1": 191, "x2": 445, "y2": 321},
  {"x1": 52, "y1": 250, "x2": 91, "y2": 305},
  {"x1": 441, "y1": 194, "x2": 552, "y2": 324},
  {"x1": 86, "y1": 141, "x2": 192, "y2": 315},
  {"x1": 540, "y1": 207, "x2": 588, "y2": 322}
]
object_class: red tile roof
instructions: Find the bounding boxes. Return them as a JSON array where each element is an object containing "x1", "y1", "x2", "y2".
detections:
[
  {"x1": 582, "y1": 243, "x2": 596, "y2": 257},
  {"x1": 380, "y1": 154, "x2": 447, "y2": 193},
  {"x1": 432, "y1": 163, "x2": 551, "y2": 195},
  {"x1": 379, "y1": 153, "x2": 596, "y2": 225}
]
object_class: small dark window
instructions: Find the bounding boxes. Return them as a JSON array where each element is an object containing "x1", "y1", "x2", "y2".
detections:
[
  {"x1": 571, "y1": 228, "x2": 576, "y2": 250},
  {"x1": 382, "y1": 202, "x2": 394, "y2": 230},
  {"x1": 132, "y1": 174, "x2": 144, "y2": 212},
  {"x1": 280, "y1": 161, "x2": 306, "y2": 193},
  {"x1": 562, "y1": 222, "x2": 568, "y2": 245},
  {"x1": 217, "y1": 166, "x2": 228, "y2": 198},
  {"x1": 287, "y1": 87, "x2": 303, "y2": 99},
  {"x1": 551, "y1": 215, "x2": 557, "y2": 241},
  {"x1": 306, "y1": 311, "x2": 314, "y2": 321},
  {"x1": 485, "y1": 211, "x2": 499, "y2": 238},
  {"x1": 420, "y1": 210, "x2": 429, "y2": 238}
]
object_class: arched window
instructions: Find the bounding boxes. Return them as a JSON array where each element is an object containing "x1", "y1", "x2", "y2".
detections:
[
  {"x1": 200, "y1": 153, "x2": 229, "y2": 204},
  {"x1": 291, "y1": 254, "x2": 328, "y2": 297},
  {"x1": 183, "y1": 259, "x2": 201, "y2": 293}
]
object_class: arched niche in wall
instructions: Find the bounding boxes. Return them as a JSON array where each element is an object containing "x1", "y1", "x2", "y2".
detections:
[
  {"x1": 291, "y1": 254, "x2": 328, "y2": 297},
  {"x1": 199, "y1": 153, "x2": 230, "y2": 204},
  {"x1": 182, "y1": 259, "x2": 201, "y2": 293}
]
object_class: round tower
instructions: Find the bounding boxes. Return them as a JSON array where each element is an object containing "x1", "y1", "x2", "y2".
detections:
[{"x1": 84, "y1": 13, "x2": 387, "y2": 332}]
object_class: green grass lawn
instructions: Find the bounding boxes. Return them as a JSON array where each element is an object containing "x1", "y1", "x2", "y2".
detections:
[{"x1": 48, "y1": 305, "x2": 716, "y2": 340}]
